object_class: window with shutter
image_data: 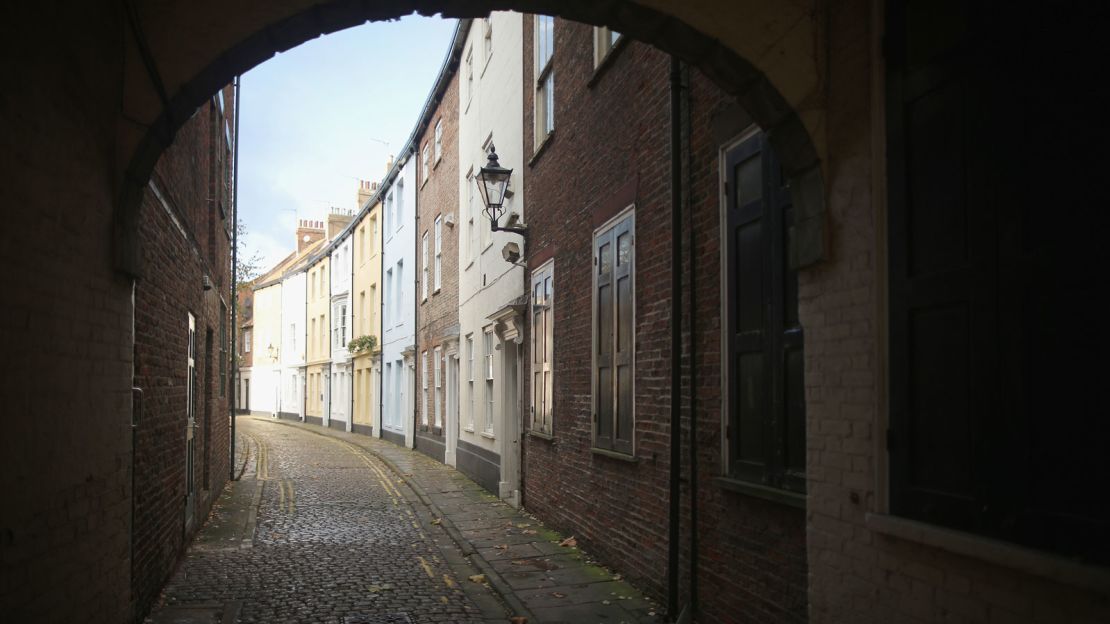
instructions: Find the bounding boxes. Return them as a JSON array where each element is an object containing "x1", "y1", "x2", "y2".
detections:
[
  {"x1": 723, "y1": 131, "x2": 805, "y2": 494},
  {"x1": 886, "y1": 1, "x2": 1108, "y2": 564},
  {"x1": 593, "y1": 209, "x2": 634, "y2": 455}
]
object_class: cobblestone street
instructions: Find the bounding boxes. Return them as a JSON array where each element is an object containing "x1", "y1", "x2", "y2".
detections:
[{"x1": 146, "y1": 417, "x2": 662, "y2": 624}]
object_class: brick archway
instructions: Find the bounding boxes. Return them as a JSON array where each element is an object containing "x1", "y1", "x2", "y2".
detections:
[{"x1": 113, "y1": 0, "x2": 825, "y2": 276}]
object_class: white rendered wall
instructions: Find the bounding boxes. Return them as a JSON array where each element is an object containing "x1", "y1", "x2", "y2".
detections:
[
  {"x1": 250, "y1": 282, "x2": 283, "y2": 414},
  {"x1": 281, "y1": 270, "x2": 306, "y2": 417},
  {"x1": 457, "y1": 11, "x2": 525, "y2": 457},
  {"x1": 381, "y1": 157, "x2": 417, "y2": 443}
]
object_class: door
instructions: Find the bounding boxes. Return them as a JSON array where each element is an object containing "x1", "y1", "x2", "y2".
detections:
[
  {"x1": 499, "y1": 340, "x2": 521, "y2": 507},
  {"x1": 323, "y1": 371, "x2": 331, "y2": 426},
  {"x1": 184, "y1": 313, "x2": 197, "y2": 531},
  {"x1": 445, "y1": 355, "x2": 458, "y2": 467}
]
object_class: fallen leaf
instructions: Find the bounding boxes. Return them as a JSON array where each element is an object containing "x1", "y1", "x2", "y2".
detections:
[
  {"x1": 431, "y1": 518, "x2": 442, "y2": 525},
  {"x1": 551, "y1": 592, "x2": 567, "y2": 598},
  {"x1": 558, "y1": 536, "x2": 577, "y2": 547},
  {"x1": 468, "y1": 574, "x2": 487, "y2": 584},
  {"x1": 509, "y1": 617, "x2": 528, "y2": 624},
  {"x1": 495, "y1": 544, "x2": 509, "y2": 550},
  {"x1": 521, "y1": 529, "x2": 538, "y2": 535},
  {"x1": 511, "y1": 559, "x2": 527, "y2": 566},
  {"x1": 612, "y1": 574, "x2": 622, "y2": 580},
  {"x1": 517, "y1": 523, "x2": 531, "y2": 528},
  {"x1": 602, "y1": 600, "x2": 611, "y2": 605}
]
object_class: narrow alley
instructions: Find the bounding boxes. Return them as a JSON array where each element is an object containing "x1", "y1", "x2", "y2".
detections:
[{"x1": 148, "y1": 417, "x2": 661, "y2": 624}]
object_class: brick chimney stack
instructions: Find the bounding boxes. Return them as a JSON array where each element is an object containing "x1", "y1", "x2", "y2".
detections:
[
  {"x1": 326, "y1": 207, "x2": 355, "y2": 241},
  {"x1": 295, "y1": 219, "x2": 325, "y2": 254},
  {"x1": 356, "y1": 179, "x2": 378, "y2": 209}
]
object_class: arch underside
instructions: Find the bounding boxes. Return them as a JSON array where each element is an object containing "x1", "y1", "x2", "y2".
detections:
[{"x1": 115, "y1": 0, "x2": 825, "y2": 277}]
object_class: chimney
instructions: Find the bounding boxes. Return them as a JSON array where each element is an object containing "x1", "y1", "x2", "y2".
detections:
[
  {"x1": 357, "y1": 179, "x2": 375, "y2": 209},
  {"x1": 327, "y1": 207, "x2": 355, "y2": 240},
  {"x1": 385, "y1": 154, "x2": 394, "y2": 173},
  {"x1": 295, "y1": 218, "x2": 325, "y2": 254}
]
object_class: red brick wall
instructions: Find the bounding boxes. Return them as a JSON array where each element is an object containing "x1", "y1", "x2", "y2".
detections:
[
  {"x1": 520, "y1": 19, "x2": 807, "y2": 621},
  {"x1": 131, "y1": 91, "x2": 233, "y2": 620},
  {"x1": 414, "y1": 70, "x2": 461, "y2": 449}
]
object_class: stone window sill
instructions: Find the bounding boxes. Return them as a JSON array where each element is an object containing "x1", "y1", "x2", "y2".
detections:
[
  {"x1": 865, "y1": 513, "x2": 1110, "y2": 595},
  {"x1": 591, "y1": 447, "x2": 636, "y2": 463},
  {"x1": 714, "y1": 476, "x2": 805, "y2": 509},
  {"x1": 480, "y1": 430, "x2": 496, "y2": 440}
]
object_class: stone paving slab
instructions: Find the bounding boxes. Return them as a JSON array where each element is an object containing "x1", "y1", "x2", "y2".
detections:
[{"x1": 263, "y1": 417, "x2": 665, "y2": 624}]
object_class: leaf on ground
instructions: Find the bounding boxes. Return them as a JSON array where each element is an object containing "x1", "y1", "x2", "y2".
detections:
[
  {"x1": 468, "y1": 574, "x2": 487, "y2": 584},
  {"x1": 495, "y1": 544, "x2": 509, "y2": 550},
  {"x1": 509, "y1": 617, "x2": 528, "y2": 624},
  {"x1": 510, "y1": 559, "x2": 527, "y2": 566},
  {"x1": 551, "y1": 592, "x2": 567, "y2": 598},
  {"x1": 558, "y1": 536, "x2": 577, "y2": 547},
  {"x1": 602, "y1": 600, "x2": 611, "y2": 605},
  {"x1": 431, "y1": 518, "x2": 442, "y2": 525},
  {"x1": 516, "y1": 523, "x2": 531, "y2": 528},
  {"x1": 521, "y1": 529, "x2": 538, "y2": 535}
]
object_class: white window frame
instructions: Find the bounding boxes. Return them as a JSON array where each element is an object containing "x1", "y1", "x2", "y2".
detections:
[
  {"x1": 534, "y1": 15, "x2": 555, "y2": 146},
  {"x1": 395, "y1": 180, "x2": 404, "y2": 232},
  {"x1": 421, "y1": 231, "x2": 429, "y2": 301},
  {"x1": 433, "y1": 216, "x2": 442, "y2": 292},
  {"x1": 466, "y1": 168, "x2": 477, "y2": 266},
  {"x1": 530, "y1": 261, "x2": 554, "y2": 434},
  {"x1": 434, "y1": 120, "x2": 443, "y2": 163},
  {"x1": 433, "y1": 346, "x2": 442, "y2": 428},
  {"x1": 422, "y1": 143, "x2": 430, "y2": 184},
  {"x1": 483, "y1": 17, "x2": 493, "y2": 64},
  {"x1": 243, "y1": 329, "x2": 251, "y2": 353},
  {"x1": 465, "y1": 334, "x2": 475, "y2": 432},
  {"x1": 465, "y1": 46, "x2": 474, "y2": 108},
  {"x1": 421, "y1": 351, "x2": 429, "y2": 426},
  {"x1": 483, "y1": 328, "x2": 495, "y2": 434}
]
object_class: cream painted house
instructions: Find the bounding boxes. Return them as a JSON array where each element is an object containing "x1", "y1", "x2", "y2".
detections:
[{"x1": 351, "y1": 184, "x2": 382, "y2": 437}]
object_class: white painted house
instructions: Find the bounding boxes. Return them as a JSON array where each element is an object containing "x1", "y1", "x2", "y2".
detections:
[
  {"x1": 280, "y1": 268, "x2": 306, "y2": 421},
  {"x1": 328, "y1": 219, "x2": 354, "y2": 431},
  {"x1": 380, "y1": 155, "x2": 417, "y2": 448},
  {"x1": 249, "y1": 280, "x2": 283, "y2": 417},
  {"x1": 456, "y1": 12, "x2": 526, "y2": 506}
]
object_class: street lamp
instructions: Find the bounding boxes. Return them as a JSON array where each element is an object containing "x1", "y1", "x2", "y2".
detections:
[
  {"x1": 266, "y1": 343, "x2": 278, "y2": 363},
  {"x1": 476, "y1": 144, "x2": 525, "y2": 235}
]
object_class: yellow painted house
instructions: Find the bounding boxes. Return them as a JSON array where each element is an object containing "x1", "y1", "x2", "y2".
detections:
[
  {"x1": 304, "y1": 255, "x2": 330, "y2": 425},
  {"x1": 351, "y1": 188, "x2": 382, "y2": 436}
]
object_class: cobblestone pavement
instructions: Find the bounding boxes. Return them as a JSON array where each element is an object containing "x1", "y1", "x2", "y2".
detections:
[
  {"x1": 148, "y1": 417, "x2": 663, "y2": 624},
  {"x1": 148, "y1": 418, "x2": 505, "y2": 623}
]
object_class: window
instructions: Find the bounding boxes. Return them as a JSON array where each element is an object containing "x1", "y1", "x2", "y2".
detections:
[
  {"x1": 434, "y1": 120, "x2": 443, "y2": 163},
  {"x1": 289, "y1": 323, "x2": 296, "y2": 356},
  {"x1": 722, "y1": 132, "x2": 804, "y2": 493},
  {"x1": 433, "y1": 346, "x2": 442, "y2": 428},
  {"x1": 593, "y1": 26, "x2": 622, "y2": 67},
  {"x1": 310, "y1": 317, "x2": 316, "y2": 354},
  {"x1": 243, "y1": 329, "x2": 251, "y2": 353},
  {"x1": 593, "y1": 209, "x2": 634, "y2": 455},
  {"x1": 385, "y1": 268, "x2": 393, "y2": 327},
  {"x1": 370, "y1": 216, "x2": 378, "y2": 257},
  {"x1": 220, "y1": 302, "x2": 227, "y2": 396},
  {"x1": 483, "y1": 17, "x2": 493, "y2": 62},
  {"x1": 422, "y1": 144, "x2": 430, "y2": 184},
  {"x1": 359, "y1": 291, "x2": 366, "y2": 335},
  {"x1": 466, "y1": 335, "x2": 475, "y2": 431},
  {"x1": 530, "y1": 262, "x2": 554, "y2": 434},
  {"x1": 484, "y1": 328, "x2": 494, "y2": 433},
  {"x1": 465, "y1": 46, "x2": 474, "y2": 107},
  {"x1": 433, "y1": 216, "x2": 442, "y2": 292},
  {"x1": 386, "y1": 191, "x2": 394, "y2": 233},
  {"x1": 421, "y1": 351, "x2": 429, "y2": 426},
  {"x1": 396, "y1": 180, "x2": 404, "y2": 230},
  {"x1": 421, "y1": 232, "x2": 429, "y2": 301},
  {"x1": 368, "y1": 285, "x2": 376, "y2": 336},
  {"x1": 395, "y1": 261, "x2": 403, "y2": 322},
  {"x1": 320, "y1": 314, "x2": 326, "y2": 355},
  {"x1": 359, "y1": 226, "x2": 365, "y2": 263},
  {"x1": 534, "y1": 15, "x2": 555, "y2": 146},
  {"x1": 310, "y1": 270, "x2": 316, "y2": 300},
  {"x1": 332, "y1": 301, "x2": 347, "y2": 350},
  {"x1": 466, "y1": 170, "x2": 477, "y2": 265}
]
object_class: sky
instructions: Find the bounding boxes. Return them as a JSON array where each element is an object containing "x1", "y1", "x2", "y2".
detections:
[{"x1": 237, "y1": 15, "x2": 458, "y2": 270}]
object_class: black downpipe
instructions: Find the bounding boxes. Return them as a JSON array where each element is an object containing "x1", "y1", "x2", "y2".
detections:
[
  {"x1": 682, "y1": 59, "x2": 699, "y2": 618},
  {"x1": 229, "y1": 76, "x2": 241, "y2": 481},
  {"x1": 667, "y1": 55, "x2": 684, "y2": 620}
]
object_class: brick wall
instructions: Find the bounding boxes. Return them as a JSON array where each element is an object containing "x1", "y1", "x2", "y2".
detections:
[
  {"x1": 131, "y1": 91, "x2": 233, "y2": 620},
  {"x1": 520, "y1": 19, "x2": 807, "y2": 622},
  {"x1": 414, "y1": 64, "x2": 461, "y2": 459}
]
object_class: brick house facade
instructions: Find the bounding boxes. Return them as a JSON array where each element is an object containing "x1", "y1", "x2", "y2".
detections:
[
  {"x1": 132, "y1": 86, "x2": 234, "y2": 619},
  {"x1": 414, "y1": 59, "x2": 461, "y2": 464},
  {"x1": 520, "y1": 18, "x2": 807, "y2": 622}
]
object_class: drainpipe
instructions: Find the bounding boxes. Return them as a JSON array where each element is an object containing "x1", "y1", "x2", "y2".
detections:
[
  {"x1": 667, "y1": 55, "x2": 685, "y2": 620},
  {"x1": 230, "y1": 75, "x2": 241, "y2": 481},
  {"x1": 351, "y1": 241, "x2": 356, "y2": 433},
  {"x1": 681, "y1": 58, "x2": 699, "y2": 619}
]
